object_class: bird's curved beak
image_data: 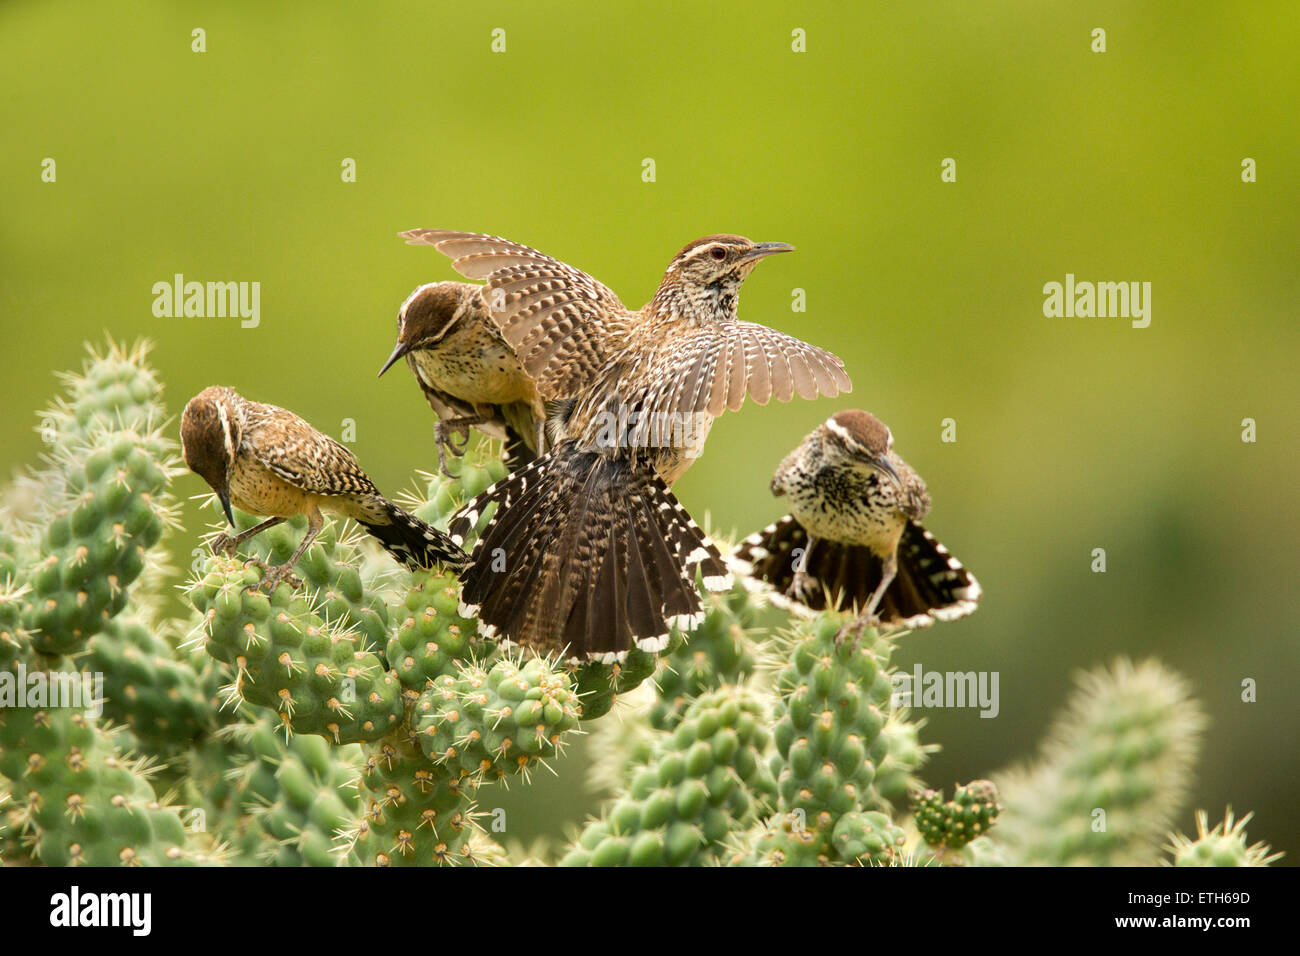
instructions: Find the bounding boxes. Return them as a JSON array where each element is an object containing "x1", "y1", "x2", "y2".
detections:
[
  {"x1": 871, "y1": 456, "x2": 902, "y2": 488},
  {"x1": 378, "y1": 340, "x2": 409, "y2": 378},
  {"x1": 216, "y1": 487, "x2": 235, "y2": 526},
  {"x1": 743, "y1": 241, "x2": 795, "y2": 263}
]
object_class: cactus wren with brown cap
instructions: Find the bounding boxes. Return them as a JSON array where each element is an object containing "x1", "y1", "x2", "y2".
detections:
[
  {"x1": 401, "y1": 229, "x2": 852, "y2": 660},
  {"x1": 733, "y1": 409, "x2": 980, "y2": 642},
  {"x1": 180, "y1": 386, "x2": 467, "y2": 590},
  {"x1": 378, "y1": 275, "x2": 545, "y2": 475}
]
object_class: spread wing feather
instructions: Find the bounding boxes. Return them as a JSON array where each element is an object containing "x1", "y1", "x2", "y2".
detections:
[
  {"x1": 650, "y1": 322, "x2": 851, "y2": 419},
  {"x1": 400, "y1": 229, "x2": 626, "y2": 400},
  {"x1": 402, "y1": 230, "x2": 853, "y2": 419}
]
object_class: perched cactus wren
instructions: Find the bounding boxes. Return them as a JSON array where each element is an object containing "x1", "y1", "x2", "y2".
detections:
[
  {"x1": 378, "y1": 275, "x2": 545, "y2": 475},
  {"x1": 401, "y1": 229, "x2": 852, "y2": 659},
  {"x1": 180, "y1": 386, "x2": 467, "y2": 590},
  {"x1": 733, "y1": 410, "x2": 980, "y2": 640}
]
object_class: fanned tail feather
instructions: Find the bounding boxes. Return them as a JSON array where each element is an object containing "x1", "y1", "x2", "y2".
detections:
[
  {"x1": 732, "y1": 516, "x2": 980, "y2": 628},
  {"x1": 449, "y1": 448, "x2": 728, "y2": 659}
]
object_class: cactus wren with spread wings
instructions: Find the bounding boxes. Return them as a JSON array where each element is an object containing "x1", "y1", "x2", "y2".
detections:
[
  {"x1": 378, "y1": 277, "x2": 545, "y2": 475},
  {"x1": 733, "y1": 410, "x2": 980, "y2": 641},
  {"x1": 401, "y1": 229, "x2": 852, "y2": 660},
  {"x1": 181, "y1": 386, "x2": 467, "y2": 590}
]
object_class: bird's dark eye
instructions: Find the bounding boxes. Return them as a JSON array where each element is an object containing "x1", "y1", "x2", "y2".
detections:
[{"x1": 709, "y1": 246, "x2": 727, "y2": 261}]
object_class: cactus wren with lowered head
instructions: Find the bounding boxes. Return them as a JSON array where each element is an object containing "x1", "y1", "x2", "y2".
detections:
[
  {"x1": 401, "y1": 229, "x2": 852, "y2": 660},
  {"x1": 733, "y1": 409, "x2": 980, "y2": 642},
  {"x1": 180, "y1": 386, "x2": 467, "y2": 590},
  {"x1": 378, "y1": 273, "x2": 545, "y2": 475}
]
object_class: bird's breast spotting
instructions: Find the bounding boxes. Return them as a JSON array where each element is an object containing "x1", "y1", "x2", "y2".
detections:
[
  {"x1": 411, "y1": 343, "x2": 533, "y2": 406},
  {"x1": 785, "y1": 468, "x2": 905, "y2": 553},
  {"x1": 227, "y1": 455, "x2": 316, "y2": 518}
]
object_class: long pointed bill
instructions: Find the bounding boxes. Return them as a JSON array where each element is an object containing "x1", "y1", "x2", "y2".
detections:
[
  {"x1": 872, "y1": 456, "x2": 902, "y2": 488},
  {"x1": 217, "y1": 488, "x2": 235, "y2": 526},
  {"x1": 378, "y1": 340, "x2": 409, "y2": 378},
  {"x1": 742, "y1": 241, "x2": 796, "y2": 263}
]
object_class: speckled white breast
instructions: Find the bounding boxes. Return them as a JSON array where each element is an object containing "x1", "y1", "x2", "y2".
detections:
[
  {"x1": 412, "y1": 323, "x2": 535, "y2": 407},
  {"x1": 779, "y1": 461, "x2": 906, "y2": 556}
]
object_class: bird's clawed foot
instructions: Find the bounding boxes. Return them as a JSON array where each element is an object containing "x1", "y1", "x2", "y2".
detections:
[
  {"x1": 834, "y1": 613, "x2": 878, "y2": 652},
  {"x1": 244, "y1": 561, "x2": 302, "y2": 594},
  {"x1": 211, "y1": 533, "x2": 239, "y2": 557},
  {"x1": 434, "y1": 421, "x2": 473, "y2": 478}
]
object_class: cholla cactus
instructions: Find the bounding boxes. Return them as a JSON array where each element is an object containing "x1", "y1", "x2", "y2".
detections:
[
  {"x1": 969, "y1": 659, "x2": 1205, "y2": 867},
  {"x1": 562, "y1": 684, "x2": 776, "y2": 866},
  {"x1": 869, "y1": 710, "x2": 937, "y2": 811},
  {"x1": 0, "y1": 582, "x2": 30, "y2": 669},
  {"x1": 88, "y1": 615, "x2": 215, "y2": 754},
  {"x1": 0, "y1": 705, "x2": 207, "y2": 866},
  {"x1": 732, "y1": 615, "x2": 903, "y2": 865},
  {"x1": 0, "y1": 341, "x2": 1280, "y2": 867},
  {"x1": 0, "y1": 340, "x2": 208, "y2": 865},
  {"x1": 915, "y1": 780, "x2": 1000, "y2": 852},
  {"x1": 189, "y1": 553, "x2": 407, "y2": 743},
  {"x1": 831, "y1": 810, "x2": 908, "y2": 865},
  {"x1": 416, "y1": 655, "x2": 581, "y2": 784},
  {"x1": 180, "y1": 712, "x2": 364, "y2": 866},
  {"x1": 0, "y1": 784, "x2": 12, "y2": 863},
  {"x1": 1166, "y1": 809, "x2": 1282, "y2": 867},
  {"x1": 345, "y1": 722, "x2": 478, "y2": 866},
  {"x1": 649, "y1": 586, "x2": 761, "y2": 731}
]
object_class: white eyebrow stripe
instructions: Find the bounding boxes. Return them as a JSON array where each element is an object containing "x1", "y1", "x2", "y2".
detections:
[
  {"x1": 681, "y1": 243, "x2": 722, "y2": 261},
  {"x1": 217, "y1": 401, "x2": 235, "y2": 460},
  {"x1": 824, "y1": 417, "x2": 856, "y2": 446}
]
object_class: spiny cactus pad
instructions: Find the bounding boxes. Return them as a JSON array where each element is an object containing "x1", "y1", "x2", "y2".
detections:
[
  {"x1": 1166, "y1": 809, "x2": 1282, "y2": 867},
  {"x1": 915, "y1": 780, "x2": 1000, "y2": 850},
  {"x1": 88, "y1": 616, "x2": 215, "y2": 753},
  {"x1": 563, "y1": 685, "x2": 776, "y2": 866},
  {"x1": 831, "y1": 809, "x2": 908, "y2": 864},
  {"x1": 972, "y1": 659, "x2": 1206, "y2": 867},
  {"x1": 346, "y1": 728, "x2": 478, "y2": 866},
  {"x1": 24, "y1": 429, "x2": 177, "y2": 655},
  {"x1": 650, "y1": 585, "x2": 760, "y2": 731},
  {"x1": 46, "y1": 339, "x2": 167, "y2": 445},
  {"x1": 868, "y1": 711, "x2": 935, "y2": 811},
  {"x1": 733, "y1": 615, "x2": 897, "y2": 865},
  {"x1": 571, "y1": 649, "x2": 658, "y2": 720},
  {"x1": 0, "y1": 583, "x2": 30, "y2": 667},
  {"x1": 189, "y1": 555, "x2": 404, "y2": 743},
  {"x1": 387, "y1": 570, "x2": 485, "y2": 689},
  {"x1": 231, "y1": 718, "x2": 363, "y2": 866},
  {"x1": 415, "y1": 655, "x2": 581, "y2": 783},
  {"x1": 0, "y1": 707, "x2": 199, "y2": 866}
]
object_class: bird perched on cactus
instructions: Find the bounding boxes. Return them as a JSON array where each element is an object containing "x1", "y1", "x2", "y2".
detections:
[
  {"x1": 401, "y1": 229, "x2": 851, "y2": 660},
  {"x1": 378, "y1": 279, "x2": 545, "y2": 475},
  {"x1": 180, "y1": 385, "x2": 467, "y2": 590},
  {"x1": 733, "y1": 410, "x2": 979, "y2": 641}
]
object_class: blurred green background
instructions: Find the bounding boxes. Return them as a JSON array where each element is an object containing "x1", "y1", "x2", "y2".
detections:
[{"x1": 3, "y1": 1, "x2": 1297, "y2": 860}]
